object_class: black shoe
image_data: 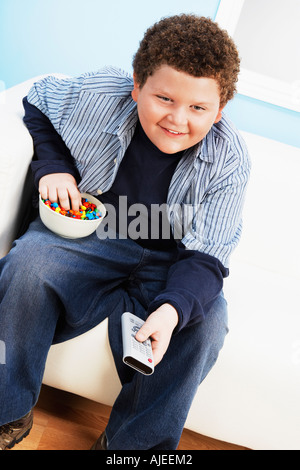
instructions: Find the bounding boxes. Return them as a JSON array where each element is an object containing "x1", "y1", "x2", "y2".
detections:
[
  {"x1": 0, "y1": 411, "x2": 33, "y2": 450},
  {"x1": 90, "y1": 431, "x2": 107, "y2": 450}
]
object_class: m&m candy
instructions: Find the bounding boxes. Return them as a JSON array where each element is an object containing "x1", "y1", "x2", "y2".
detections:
[{"x1": 42, "y1": 198, "x2": 102, "y2": 221}]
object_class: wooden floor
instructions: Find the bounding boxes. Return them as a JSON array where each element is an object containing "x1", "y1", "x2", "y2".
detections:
[{"x1": 11, "y1": 385, "x2": 248, "y2": 451}]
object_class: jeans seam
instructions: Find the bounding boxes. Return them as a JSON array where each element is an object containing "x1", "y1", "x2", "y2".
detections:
[
  {"x1": 127, "y1": 248, "x2": 151, "y2": 279},
  {"x1": 107, "y1": 373, "x2": 144, "y2": 449}
]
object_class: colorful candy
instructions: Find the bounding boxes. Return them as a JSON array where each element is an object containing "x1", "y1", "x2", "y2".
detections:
[{"x1": 42, "y1": 198, "x2": 102, "y2": 221}]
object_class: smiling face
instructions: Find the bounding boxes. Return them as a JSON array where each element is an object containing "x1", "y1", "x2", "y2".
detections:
[{"x1": 131, "y1": 65, "x2": 224, "y2": 154}]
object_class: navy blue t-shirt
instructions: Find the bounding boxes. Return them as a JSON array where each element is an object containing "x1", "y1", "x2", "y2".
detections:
[{"x1": 100, "y1": 121, "x2": 183, "y2": 250}]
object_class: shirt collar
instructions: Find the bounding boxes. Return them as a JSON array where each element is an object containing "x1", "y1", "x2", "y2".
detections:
[
  {"x1": 180, "y1": 129, "x2": 215, "y2": 165},
  {"x1": 103, "y1": 99, "x2": 138, "y2": 136},
  {"x1": 197, "y1": 128, "x2": 215, "y2": 163}
]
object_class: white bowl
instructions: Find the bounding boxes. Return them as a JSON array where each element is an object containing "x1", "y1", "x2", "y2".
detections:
[{"x1": 39, "y1": 192, "x2": 106, "y2": 239}]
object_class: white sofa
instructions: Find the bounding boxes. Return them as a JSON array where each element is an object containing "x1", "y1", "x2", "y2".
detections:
[{"x1": 1, "y1": 76, "x2": 300, "y2": 450}]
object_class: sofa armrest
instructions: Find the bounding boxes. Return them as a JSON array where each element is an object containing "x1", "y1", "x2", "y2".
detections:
[
  {"x1": 0, "y1": 74, "x2": 71, "y2": 258},
  {"x1": 0, "y1": 104, "x2": 34, "y2": 258}
]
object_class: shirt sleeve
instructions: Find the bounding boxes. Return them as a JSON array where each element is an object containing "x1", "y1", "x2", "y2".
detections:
[
  {"x1": 26, "y1": 74, "x2": 84, "y2": 134},
  {"x1": 23, "y1": 97, "x2": 80, "y2": 188},
  {"x1": 180, "y1": 134, "x2": 251, "y2": 269},
  {"x1": 148, "y1": 245, "x2": 228, "y2": 333}
]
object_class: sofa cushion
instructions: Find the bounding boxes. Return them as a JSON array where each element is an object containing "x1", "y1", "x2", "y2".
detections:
[
  {"x1": 236, "y1": 131, "x2": 300, "y2": 280},
  {"x1": 185, "y1": 258, "x2": 300, "y2": 450},
  {"x1": 0, "y1": 105, "x2": 33, "y2": 258}
]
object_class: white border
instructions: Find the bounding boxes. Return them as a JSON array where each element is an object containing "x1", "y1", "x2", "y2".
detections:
[{"x1": 215, "y1": 0, "x2": 300, "y2": 111}]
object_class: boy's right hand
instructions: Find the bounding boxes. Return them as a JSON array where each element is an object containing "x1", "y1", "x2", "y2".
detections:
[{"x1": 39, "y1": 173, "x2": 81, "y2": 212}]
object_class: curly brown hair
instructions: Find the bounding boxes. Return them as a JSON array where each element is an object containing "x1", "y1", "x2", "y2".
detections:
[{"x1": 132, "y1": 14, "x2": 240, "y2": 108}]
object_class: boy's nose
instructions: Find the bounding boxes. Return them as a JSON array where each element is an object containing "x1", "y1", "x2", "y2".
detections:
[{"x1": 167, "y1": 106, "x2": 188, "y2": 128}]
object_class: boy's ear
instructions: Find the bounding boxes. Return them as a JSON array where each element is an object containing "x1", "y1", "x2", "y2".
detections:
[
  {"x1": 131, "y1": 74, "x2": 140, "y2": 102},
  {"x1": 214, "y1": 107, "x2": 224, "y2": 123}
]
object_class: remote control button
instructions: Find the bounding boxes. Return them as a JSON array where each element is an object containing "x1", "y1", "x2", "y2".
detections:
[{"x1": 148, "y1": 359, "x2": 152, "y2": 363}]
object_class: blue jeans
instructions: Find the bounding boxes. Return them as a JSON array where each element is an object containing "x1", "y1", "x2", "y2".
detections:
[{"x1": 0, "y1": 218, "x2": 228, "y2": 450}]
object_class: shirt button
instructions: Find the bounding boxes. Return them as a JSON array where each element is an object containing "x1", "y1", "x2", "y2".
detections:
[
  {"x1": 97, "y1": 189, "x2": 103, "y2": 195},
  {"x1": 114, "y1": 158, "x2": 117, "y2": 164}
]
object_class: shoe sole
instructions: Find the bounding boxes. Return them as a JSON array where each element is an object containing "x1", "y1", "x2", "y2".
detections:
[
  {"x1": 6, "y1": 423, "x2": 33, "y2": 450},
  {"x1": 90, "y1": 432, "x2": 107, "y2": 450}
]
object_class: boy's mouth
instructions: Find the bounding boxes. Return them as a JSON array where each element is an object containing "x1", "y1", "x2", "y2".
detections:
[{"x1": 160, "y1": 126, "x2": 187, "y2": 136}]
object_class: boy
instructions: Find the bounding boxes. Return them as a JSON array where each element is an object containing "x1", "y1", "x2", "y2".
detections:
[{"x1": 0, "y1": 14, "x2": 250, "y2": 450}]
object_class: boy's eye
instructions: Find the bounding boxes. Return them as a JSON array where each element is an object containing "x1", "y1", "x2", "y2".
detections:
[
  {"x1": 157, "y1": 95, "x2": 172, "y2": 102},
  {"x1": 192, "y1": 105, "x2": 205, "y2": 111}
]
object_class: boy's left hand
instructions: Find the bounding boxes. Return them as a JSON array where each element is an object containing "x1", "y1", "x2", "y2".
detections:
[{"x1": 135, "y1": 304, "x2": 178, "y2": 366}]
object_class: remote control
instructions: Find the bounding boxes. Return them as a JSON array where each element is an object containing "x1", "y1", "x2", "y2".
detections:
[{"x1": 121, "y1": 312, "x2": 154, "y2": 375}]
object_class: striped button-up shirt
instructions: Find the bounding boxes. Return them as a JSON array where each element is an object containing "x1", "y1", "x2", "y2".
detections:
[{"x1": 27, "y1": 66, "x2": 250, "y2": 270}]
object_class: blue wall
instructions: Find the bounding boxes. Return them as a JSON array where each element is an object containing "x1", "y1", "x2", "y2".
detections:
[
  {"x1": 0, "y1": 0, "x2": 221, "y2": 85},
  {"x1": 1, "y1": 0, "x2": 299, "y2": 148}
]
